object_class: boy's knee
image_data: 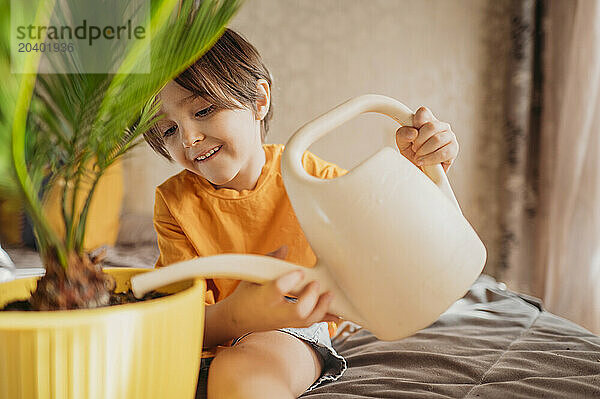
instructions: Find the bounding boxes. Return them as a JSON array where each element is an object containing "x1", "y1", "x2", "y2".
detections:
[
  {"x1": 207, "y1": 350, "x2": 247, "y2": 391},
  {"x1": 207, "y1": 350, "x2": 294, "y2": 399}
]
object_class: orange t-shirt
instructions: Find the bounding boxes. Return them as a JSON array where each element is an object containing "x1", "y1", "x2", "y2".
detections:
[{"x1": 153, "y1": 144, "x2": 347, "y2": 342}]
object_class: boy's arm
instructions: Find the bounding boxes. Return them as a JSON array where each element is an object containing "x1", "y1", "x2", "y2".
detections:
[{"x1": 202, "y1": 299, "x2": 245, "y2": 348}]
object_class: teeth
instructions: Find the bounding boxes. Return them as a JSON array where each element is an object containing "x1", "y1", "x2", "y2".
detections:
[{"x1": 195, "y1": 146, "x2": 220, "y2": 161}]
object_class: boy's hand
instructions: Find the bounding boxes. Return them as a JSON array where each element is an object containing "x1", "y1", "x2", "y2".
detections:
[
  {"x1": 395, "y1": 106, "x2": 459, "y2": 173},
  {"x1": 221, "y1": 246, "x2": 338, "y2": 336}
]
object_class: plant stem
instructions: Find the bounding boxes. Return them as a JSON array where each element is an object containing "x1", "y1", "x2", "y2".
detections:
[{"x1": 74, "y1": 169, "x2": 103, "y2": 254}]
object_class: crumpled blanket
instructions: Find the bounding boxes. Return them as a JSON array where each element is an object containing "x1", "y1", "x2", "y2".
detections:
[{"x1": 302, "y1": 275, "x2": 600, "y2": 398}]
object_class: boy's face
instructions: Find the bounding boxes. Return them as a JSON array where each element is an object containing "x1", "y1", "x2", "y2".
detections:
[{"x1": 156, "y1": 81, "x2": 264, "y2": 187}]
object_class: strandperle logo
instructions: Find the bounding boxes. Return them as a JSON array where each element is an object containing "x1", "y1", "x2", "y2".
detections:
[
  {"x1": 16, "y1": 19, "x2": 147, "y2": 46},
  {"x1": 11, "y1": 0, "x2": 151, "y2": 73}
]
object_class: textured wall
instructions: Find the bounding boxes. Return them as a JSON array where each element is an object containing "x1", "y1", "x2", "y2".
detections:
[{"x1": 122, "y1": 0, "x2": 512, "y2": 275}]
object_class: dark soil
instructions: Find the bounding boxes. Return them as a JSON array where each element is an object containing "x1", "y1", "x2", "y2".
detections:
[{"x1": 1, "y1": 289, "x2": 170, "y2": 311}]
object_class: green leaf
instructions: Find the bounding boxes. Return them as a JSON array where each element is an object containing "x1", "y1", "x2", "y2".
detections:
[{"x1": 1, "y1": 0, "x2": 243, "y2": 266}]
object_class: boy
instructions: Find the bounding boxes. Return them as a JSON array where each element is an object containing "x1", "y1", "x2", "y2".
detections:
[{"x1": 144, "y1": 29, "x2": 458, "y2": 398}]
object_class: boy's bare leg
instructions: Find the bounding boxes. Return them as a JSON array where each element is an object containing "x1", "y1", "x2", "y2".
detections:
[{"x1": 207, "y1": 330, "x2": 324, "y2": 399}]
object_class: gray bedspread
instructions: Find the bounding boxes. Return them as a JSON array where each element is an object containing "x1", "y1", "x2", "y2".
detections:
[{"x1": 303, "y1": 275, "x2": 600, "y2": 398}]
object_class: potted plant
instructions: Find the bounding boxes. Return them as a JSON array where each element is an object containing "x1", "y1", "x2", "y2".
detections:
[{"x1": 0, "y1": 0, "x2": 241, "y2": 397}]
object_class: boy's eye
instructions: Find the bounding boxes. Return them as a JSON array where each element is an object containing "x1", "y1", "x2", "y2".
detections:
[
  {"x1": 195, "y1": 105, "x2": 215, "y2": 118},
  {"x1": 163, "y1": 125, "x2": 177, "y2": 137}
]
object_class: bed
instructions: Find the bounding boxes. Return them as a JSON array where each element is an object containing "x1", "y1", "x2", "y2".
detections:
[
  {"x1": 307, "y1": 275, "x2": 600, "y2": 398},
  {"x1": 6, "y1": 244, "x2": 600, "y2": 398}
]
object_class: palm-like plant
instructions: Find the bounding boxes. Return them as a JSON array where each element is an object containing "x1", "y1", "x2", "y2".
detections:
[{"x1": 0, "y1": 0, "x2": 242, "y2": 310}]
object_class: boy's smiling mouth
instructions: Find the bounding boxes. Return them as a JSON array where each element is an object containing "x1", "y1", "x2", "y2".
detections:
[{"x1": 193, "y1": 145, "x2": 222, "y2": 163}]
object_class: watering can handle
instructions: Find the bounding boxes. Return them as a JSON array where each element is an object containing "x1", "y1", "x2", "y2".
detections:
[{"x1": 282, "y1": 94, "x2": 462, "y2": 212}]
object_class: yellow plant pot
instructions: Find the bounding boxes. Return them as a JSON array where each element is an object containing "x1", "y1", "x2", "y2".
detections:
[{"x1": 0, "y1": 268, "x2": 205, "y2": 399}]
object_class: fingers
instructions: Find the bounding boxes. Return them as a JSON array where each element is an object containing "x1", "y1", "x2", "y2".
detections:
[
  {"x1": 395, "y1": 126, "x2": 418, "y2": 163},
  {"x1": 256, "y1": 249, "x2": 339, "y2": 329},
  {"x1": 264, "y1": 245, "x2": 293, "y2": 301},
  {"x1": 412, "y1": 106, "x2": 438, "y2": 129},
  {"x1": 416, "y1": 140, "x2": 459, "y2": 168},
  {"x1": 302, "y1": 291, "x2": 335, "y2": 326},
  {"x1": 395, "y1": 126, "x2": 418, "y2": 152},
  {"x1": 397, "y1": 106, "x2": 437, "y2": 148},
  {"x1": 414, "y1": 129, "x2": 454, "y2": 159},
  {"x1": 294, "y1": 281, "x2": 321, "y2": 319},
  {"x1": 293, "y1": 280, "x2": 337, "y2": 326},
  {"x1": 260, "y1": 272, "x2": 337, "y2": 329},
  {"x1": 396, "y1": 106, "x2": 457, "y2": 170},
  {"x1": 411, "y1": 120, "x2": 451, "y2": 154},
  {"x1": 272, "y1": 270, "x2": 304, "y2": 299},
  {"x1": 284, "y1": 280, "x2": 336, "y2": 326}
]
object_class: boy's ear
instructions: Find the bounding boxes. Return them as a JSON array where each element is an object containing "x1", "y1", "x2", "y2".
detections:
[{"x1": 255, "y1": 79, "x2": 270, "y2": 121}]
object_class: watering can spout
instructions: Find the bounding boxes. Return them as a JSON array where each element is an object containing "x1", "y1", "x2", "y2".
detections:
[{"x1": 130, "y1": 254, "x2": 364, "y2": 323}]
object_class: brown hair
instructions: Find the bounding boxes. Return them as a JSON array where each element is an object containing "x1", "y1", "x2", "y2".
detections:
[{"x1": 144, "y1": 28, "x2": 273, "y2": 161}]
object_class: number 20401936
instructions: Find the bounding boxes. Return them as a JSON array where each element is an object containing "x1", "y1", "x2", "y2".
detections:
[{"x1": 17, "y1": 42, "x2": 74, "y2": 52}]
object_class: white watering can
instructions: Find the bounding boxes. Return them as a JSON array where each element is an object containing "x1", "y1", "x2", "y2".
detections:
[{"x1": 132, "y1": 95, "x2": 487, "y2": 341}]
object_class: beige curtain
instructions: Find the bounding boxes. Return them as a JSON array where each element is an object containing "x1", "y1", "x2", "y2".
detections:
[{"x1": 536, "y1": 0, "x2": 600, "y2": 333}]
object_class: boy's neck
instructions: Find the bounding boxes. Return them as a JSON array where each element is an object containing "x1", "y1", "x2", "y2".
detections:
[{"x1": 213, "y1": 144, "x2": 266, "y2": 192}]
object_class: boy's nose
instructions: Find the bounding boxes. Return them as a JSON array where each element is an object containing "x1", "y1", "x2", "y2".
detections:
[{"x1": 182, "y1": 132, "x2": 206, "y2": 148}]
